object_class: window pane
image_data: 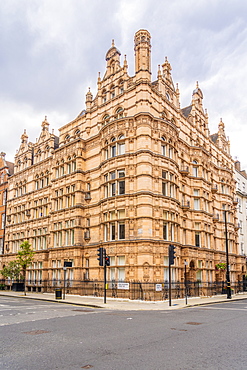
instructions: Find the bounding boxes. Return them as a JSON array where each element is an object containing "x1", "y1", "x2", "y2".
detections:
[
  {"x1": 119, "y1": 223, "x2": 125, "y2": 239},
  {"x1": 119, "y1": 181, "x2": 125, "y2": 195},
  {"x1": 111, "y1": 183, "x2": 116, "y2": 196},
  {"x1": 111, "y1": 224, "x2": 115, "y2": 240}
]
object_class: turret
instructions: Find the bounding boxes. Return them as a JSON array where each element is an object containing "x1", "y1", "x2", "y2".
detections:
[{"x1": 134, "y1": 29, "x2": 151, "y2": 80}]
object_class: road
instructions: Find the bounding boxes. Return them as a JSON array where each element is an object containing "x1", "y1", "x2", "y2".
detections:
[{"x1": 0, "y1": 296, "x2": 247, "y2": 369}]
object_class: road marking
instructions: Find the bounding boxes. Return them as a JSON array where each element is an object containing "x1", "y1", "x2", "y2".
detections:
[{"x1": 200, "y1": 307, "x2": 247, "y2": 311}]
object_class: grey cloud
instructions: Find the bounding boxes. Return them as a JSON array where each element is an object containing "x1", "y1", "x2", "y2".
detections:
[{"x1": 1, "y1": 0, "x2": 247, "y2": 166}]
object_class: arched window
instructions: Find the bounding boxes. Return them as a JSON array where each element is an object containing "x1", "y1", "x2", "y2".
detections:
[
  {"x1": 36, "y1": 150, "x2": 42, "y2": 163},
  {"x1": 161, "y1": 137, "x2": 166, "y2": 156},
  {"x1": 74, "y1": 129, "x2": 80, "y2": 136},
  {"x1": 110, "y1": 85, "x2": 115, "y2": 99},
  {"x1": 116, "y1": 107, "x2": 124, "y2": 119},
  {"x1": 119, "y1": 80, "x2": 124, "y2": 94},
  {"x1": 111, "y1": 137, "x2": 116, "y2": 157},
  {"x1": 192, "y1": 160, "x2": 198, "y2": 177},
  {"x1": 118, "y1": 134, "x2": 125, "y2": 155},
  {"x1": 168, "y1": 140, "x2": 174, "y2": 159},
  {"x1": 102, "y1": 114, "x2": 110, "y2": 126}
]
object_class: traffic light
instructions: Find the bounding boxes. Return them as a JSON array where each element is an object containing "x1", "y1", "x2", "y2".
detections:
[
  {"x1": 169, "y1": 244, "x2": 176, "y2": 265},
  {"x1": 97, "y1": 247, "x2": 104, "y2": 266},
  {"x1": 105, "y1": 255, "x2": 110, "y2": 266}
]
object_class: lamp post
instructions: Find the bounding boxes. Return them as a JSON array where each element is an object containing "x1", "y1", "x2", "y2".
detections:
[
  {"x1": 223, "y1": 210, "x2": 231, "y2": 299},
  {"x1": 184, "y1": 261, "x2": 188, "y2": 305}
]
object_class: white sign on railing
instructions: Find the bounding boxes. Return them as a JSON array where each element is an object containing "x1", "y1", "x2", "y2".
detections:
[
  {"x1": 117, "y1": 282, "x2": 130, "y2": 290},
  {"x1": 155, "y1": 284, "x2": 163, "y2": 292}
]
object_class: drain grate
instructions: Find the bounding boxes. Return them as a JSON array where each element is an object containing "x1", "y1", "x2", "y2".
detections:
[
  {"x1": 186, "y1": 322, "x2": 202, "y2": 325},
  {"x1": 23, "y1": 330, "x2": 50, "y2": 335}
]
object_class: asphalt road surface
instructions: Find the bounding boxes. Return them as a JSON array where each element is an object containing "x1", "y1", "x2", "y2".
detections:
[{"x1": 0, "y1": 296, "x2": 247, "y2": 370}]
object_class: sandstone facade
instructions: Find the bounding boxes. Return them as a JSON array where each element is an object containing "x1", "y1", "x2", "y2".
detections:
[{"x1": 1, "y1": 30, "x2": 246, "y2": 285}]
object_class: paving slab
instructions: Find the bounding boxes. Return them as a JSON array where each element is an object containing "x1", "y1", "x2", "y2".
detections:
[{"x1": 1, "y1": 290, "x2": 247, "y2": 310}]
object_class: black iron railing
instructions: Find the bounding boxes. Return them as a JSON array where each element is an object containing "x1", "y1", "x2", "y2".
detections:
[{"x1": 1, "y1": 279, "x2": 246, "y2": 301}]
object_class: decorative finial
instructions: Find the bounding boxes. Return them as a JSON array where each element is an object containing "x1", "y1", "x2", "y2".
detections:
[
  {"x1": 124, "y1": 54, "x2": 128, "y2": 68},
  {"x1": 112, "y1": 39, "x2": 115, "y2": 47},
  {"x1": 157, "y1": 65, "x2": 161, "y2": 79},
  {"x1": 45, "y1": 115, "x2": 47, "y2": 121},
  {"x1": 196, "y1": 81, "x2": 199, "y2": 88}
]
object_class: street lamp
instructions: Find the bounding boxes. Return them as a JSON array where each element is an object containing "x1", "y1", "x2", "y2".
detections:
[
  {"x1": 223, "y1": 210, "x2": 231, "y2": 299},
  {"x1": 184, "y1": 261, "x2": 188, "y2": 305}
]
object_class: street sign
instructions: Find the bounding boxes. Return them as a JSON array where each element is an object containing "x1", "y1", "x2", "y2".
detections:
[
  {"x1": 155, "y1": 284, "x2": 162, "y2": 292},
  {"x1": 117, "y1": 283, "x2": 129, "y2": 290}
]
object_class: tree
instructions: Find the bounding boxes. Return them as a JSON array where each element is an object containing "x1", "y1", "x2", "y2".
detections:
[
  {"x1": 0, "y1": 261, "x2": 21, "y2": 280},
  {"x1": 17, "y1": 241, "x2": 35, "y2": 295}
]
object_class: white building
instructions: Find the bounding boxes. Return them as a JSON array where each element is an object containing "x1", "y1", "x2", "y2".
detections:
[{"x1": 235, "y1": 161, "x2": 247, "y2": 259}]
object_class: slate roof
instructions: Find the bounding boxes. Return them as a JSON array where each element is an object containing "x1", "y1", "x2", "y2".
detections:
[
  {"x1": 181, "y1": 105, "x2": 192, "y2": 117},
  {"x1": 6, "y1": 161, "x2": 14, "y2": 175},
  {"x1": 210, "y1": 133, "x2": 218, "y2": 143}
]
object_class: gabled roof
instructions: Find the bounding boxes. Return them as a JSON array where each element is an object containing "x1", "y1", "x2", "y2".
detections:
[{"x1": 6, "y1": 161, "x2": 14, "y2": 175}]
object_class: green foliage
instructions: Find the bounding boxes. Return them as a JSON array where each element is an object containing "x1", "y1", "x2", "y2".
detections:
[
  {"x1": 215, "y1": 263, "x2": 226, "y2": 271},
  {"x1": 17, "y1": 241, "x2": 35, "y2": 271},
  {"x1": 0, "y1": 241, "x2": 34, "y2": 296},
  {"x1": 0, "y1": 260, "x2": 22, "y2": 280}
]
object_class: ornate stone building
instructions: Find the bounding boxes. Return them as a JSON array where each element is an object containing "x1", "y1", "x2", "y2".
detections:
[
  {"x1": 0, "y1": 153, "x2": 14, "y2": 255},
  {"x1": 1, "y1": 29, "x2": 246, "y2": 286},
  {"x1": 234, "y1": 161, "x2": 247, "y2": 259}
]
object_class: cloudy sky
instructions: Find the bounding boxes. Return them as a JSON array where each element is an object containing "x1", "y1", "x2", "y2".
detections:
[{"x1": 1, "y1": 0, "x2": 247, "y2": 168}]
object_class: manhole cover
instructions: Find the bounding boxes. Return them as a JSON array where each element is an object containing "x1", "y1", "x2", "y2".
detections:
[
  {"x1": 186, "y1": 322, "x2": 202, "y2": 325},
  {"x1": 23, "y1": 330, "x2": 50, "y2": 335}
]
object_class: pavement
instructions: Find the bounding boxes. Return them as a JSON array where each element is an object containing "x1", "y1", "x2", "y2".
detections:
[{"x1": 1, "y1": 290, "x2": 247, "y2": 310}]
